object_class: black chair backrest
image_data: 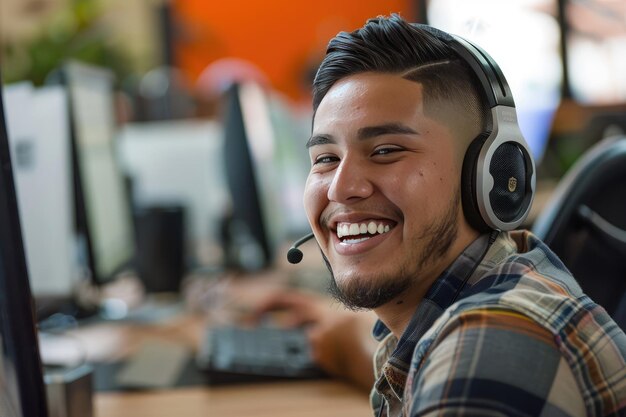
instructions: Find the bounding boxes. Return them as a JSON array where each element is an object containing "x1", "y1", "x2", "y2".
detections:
[{"x1": 533, "y1": 135, "x2": 626, "y2": 331}]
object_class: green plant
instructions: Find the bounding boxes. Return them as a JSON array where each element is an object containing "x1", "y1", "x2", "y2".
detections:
[{"x1": 2, "y1": 0, "x2": 129, "y2": 85}]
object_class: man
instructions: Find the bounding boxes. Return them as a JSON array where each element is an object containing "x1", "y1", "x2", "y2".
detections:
[{"x1": 260, "y1": 14, "x2": 626, "y2": 416}]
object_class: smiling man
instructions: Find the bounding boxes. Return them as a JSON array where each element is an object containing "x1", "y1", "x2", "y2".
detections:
[
  {"x1": 300, "y1": 14, "x2": 626, "y2": 417},
  {"x1": 307, "y1": 70, "x2": 477, "y2": 336}
]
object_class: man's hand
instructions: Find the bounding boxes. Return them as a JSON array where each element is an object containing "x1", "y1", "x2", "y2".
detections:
[{"x1": 252, "y1": 290, "x2": 378, "y2": 392}]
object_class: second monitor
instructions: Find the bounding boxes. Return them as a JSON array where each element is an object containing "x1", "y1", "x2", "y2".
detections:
[{"x1": 61, "y1": 61, "x2": 137, "y2": 286}]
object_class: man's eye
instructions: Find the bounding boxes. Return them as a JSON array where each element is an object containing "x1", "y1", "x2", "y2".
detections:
[
  {"x1": 313, "y1": 155, "x2": 339, "y2": 165},
  {"x1": 373, "y1": 147, "x2": 402, "y2": 156}
]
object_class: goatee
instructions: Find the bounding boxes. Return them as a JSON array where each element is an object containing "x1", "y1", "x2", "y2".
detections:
[{"x1": 324, "y1": 189, "x2": 460, "y2": 311}]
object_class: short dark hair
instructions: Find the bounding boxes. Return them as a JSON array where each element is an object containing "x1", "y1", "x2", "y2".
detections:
[{"x1": 312, "y1": 14, "x2": 489, "y2": 138}]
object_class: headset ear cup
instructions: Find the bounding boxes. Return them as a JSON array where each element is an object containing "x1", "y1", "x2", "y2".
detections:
[
  {"x1": 461, "y1": 132, "x2": 492, "y2": 233},
  {"x1": 488, "y1": 142, "x2": 529, "y2": 224}
]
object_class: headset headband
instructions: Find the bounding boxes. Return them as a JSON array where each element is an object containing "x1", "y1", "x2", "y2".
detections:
[{"x1": 413, "y1": 24, "x2": 515, "y2": 108}]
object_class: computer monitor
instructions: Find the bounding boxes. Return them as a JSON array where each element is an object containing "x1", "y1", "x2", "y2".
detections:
[
  {"x1": 265, "y1": 93, "x2": 312, "y2": 238},
  {"x1": 0, "y1": 77, "x2": 49, "y2": 416},
  {"x1": 3, "y1": 82, "x2": 79, "y2": 318},
  {"x1": 221, "y1": 82, "x2": 284, "y2": 270},
  {"x1": 117, "y1": 119, "x2": 228, "y2": 267},
  {"x1": 57, "y1": 61, "x2": 136, "y2": 284}
]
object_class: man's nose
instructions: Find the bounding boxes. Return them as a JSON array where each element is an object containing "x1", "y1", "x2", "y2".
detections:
[{"x1": 327, "y1": 157, "x2": 374, "y2": 203}]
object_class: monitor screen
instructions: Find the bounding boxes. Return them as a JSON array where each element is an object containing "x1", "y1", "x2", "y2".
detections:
[
  {"x1": 63, "y1": 61, "x2": 136, "y2": 284},
  {"x1": 0, "y1": 77, "x2": 49, "y2": 416},
  {"x1": 3, "y1": 82, "x2": 78, "y2": 305},
  {"x1": 117, "y1": 119, "x2": 228, "y2": 267},
  {"x1": 265, "y1": 93, "x2": 312, "y2": 238},
  {"x1": 221, "y1": 82, "x2": 284, "y2": 270}
]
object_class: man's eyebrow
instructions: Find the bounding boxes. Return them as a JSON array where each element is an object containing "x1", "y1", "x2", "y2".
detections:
[
  {"x1": 306, "y1": 134, "x2": 335, "y2": 149},
  {"x1": 306, "y1": 123, "x2": 419, "y2": 149},
  {"x1": 357, "y1": 123, "x2": 419, "y2": 140}
]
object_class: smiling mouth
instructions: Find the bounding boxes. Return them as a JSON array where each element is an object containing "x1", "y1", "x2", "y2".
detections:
[{"x1": 336, "y1": 221, "x2": 395, "y2": 244}]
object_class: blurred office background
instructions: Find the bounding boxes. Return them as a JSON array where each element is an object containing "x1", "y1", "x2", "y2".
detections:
[{"x1": 0, "y1": 0, "x2": 625, "y2": 313}]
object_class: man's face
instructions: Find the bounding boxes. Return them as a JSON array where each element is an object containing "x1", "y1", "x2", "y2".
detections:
[{"x1": 305, "y1": 72, "x2": 473, "y2": 310}]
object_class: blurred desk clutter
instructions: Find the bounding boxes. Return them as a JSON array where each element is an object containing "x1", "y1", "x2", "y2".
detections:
[
  {"x1": 45, "y1": 315, "x2": 371, "y2": 416},
  {"x1": 35, "y1": 227, "x2": 331, "y2": 372},
  {"x1": 36, "y1": 254, "x2": 367, "y2": 416}
]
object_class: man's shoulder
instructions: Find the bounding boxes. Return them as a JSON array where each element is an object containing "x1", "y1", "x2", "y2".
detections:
[
  {"x1": 409, "y1": 284, "x2": 626, "y2": 417},
  {"x1": 463, "y1": 230, "x2": 586, "y2": 322},
  {"x1": 411, "y1": 230, "x2": 593, "y2": 361},
  {"x1": 407, "y1": 289, "x2": 626, "y2": 415},
  {"x1": 454, "y1": 261, "x2": 611, "y2": 346},
  {"x1": 404, "y1": 231, "x2": 626, "y2": 416},
  {"x1": 413, "y1": 231, "x2": 626, "y2": 381},
  {"x1": 404, "y1": 304, "x2": 625, "y2": 417}
]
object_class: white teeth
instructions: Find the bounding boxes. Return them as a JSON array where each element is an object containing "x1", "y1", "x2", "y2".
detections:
[
  {"x1": 336, "y1": 221, "x2": 393, "y2": 239},
  {"x1": 343, "y1": 237, "x2": 370, "y2": 244}
]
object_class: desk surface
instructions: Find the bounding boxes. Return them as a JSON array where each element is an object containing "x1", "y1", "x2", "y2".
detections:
[
  {"x1": 96, "y1": 380, "x2": 371, "y2": 417},
  {"x1": 86, "y1": 308, "x2": 372, "y2": 417}
]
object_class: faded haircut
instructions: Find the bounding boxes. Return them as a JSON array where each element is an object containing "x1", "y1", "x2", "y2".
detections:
[{"x1": 312, "y1": 14, "x2": 489, "y2": 152}]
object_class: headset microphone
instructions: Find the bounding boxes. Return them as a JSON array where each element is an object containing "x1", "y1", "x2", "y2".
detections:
[{"x1": 286, "y1": 232, "x2": 315, "y2": 264}]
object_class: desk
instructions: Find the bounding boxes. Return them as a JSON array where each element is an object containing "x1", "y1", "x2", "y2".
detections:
[
  {"x1": 83, "y1": 309, "x2": 371, "y2": 417},
  {"x1": 96, "y1": 380, "x2": 371, "y2": 417},
  {"x1": 59, "y1": 270, "x2": 371, "y2": 417}
]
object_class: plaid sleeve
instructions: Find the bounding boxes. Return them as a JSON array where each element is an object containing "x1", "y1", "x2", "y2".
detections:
[{"x1": 406, "y1": 309, "x2": 587, "y2": 417}]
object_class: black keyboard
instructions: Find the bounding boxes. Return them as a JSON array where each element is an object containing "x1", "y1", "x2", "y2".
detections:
[{"x1": 196, "y1": 325, "x2": 324, "y2": 381}]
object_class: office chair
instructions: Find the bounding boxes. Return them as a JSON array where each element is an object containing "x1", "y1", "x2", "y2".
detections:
[{"x1": 532, "y1": 135, "x2": 626, "y2": 331}]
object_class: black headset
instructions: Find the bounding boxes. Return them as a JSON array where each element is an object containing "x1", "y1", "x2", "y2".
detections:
[{"x1": 416, "y1": 24, "x2": 536, "y2": 232}]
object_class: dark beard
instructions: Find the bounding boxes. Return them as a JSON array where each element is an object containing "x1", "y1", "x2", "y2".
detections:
[{"x1": 325, "y1": 189, "x2": 460, "y2": 311}]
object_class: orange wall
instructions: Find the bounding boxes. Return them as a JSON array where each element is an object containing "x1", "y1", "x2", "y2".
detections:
[{"x1": 172, "y1": 0, "x2": 413, "y2": 102}]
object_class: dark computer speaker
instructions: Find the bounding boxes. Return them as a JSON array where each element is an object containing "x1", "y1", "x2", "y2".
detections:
[
  {"x1": 417, "y1": 24, "x2": 536, "y2": 233},
  {"x1": 45, "y1": 364, "x2": 94, "y2": 417},
  {"x1": 134, "y1": 205, "x2": 187, "y2": 293}
]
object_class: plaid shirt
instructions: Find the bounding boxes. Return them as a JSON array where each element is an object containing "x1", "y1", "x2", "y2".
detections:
[{"x1": 371, "y1": 230, "x2": 626, "y2": 417}]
